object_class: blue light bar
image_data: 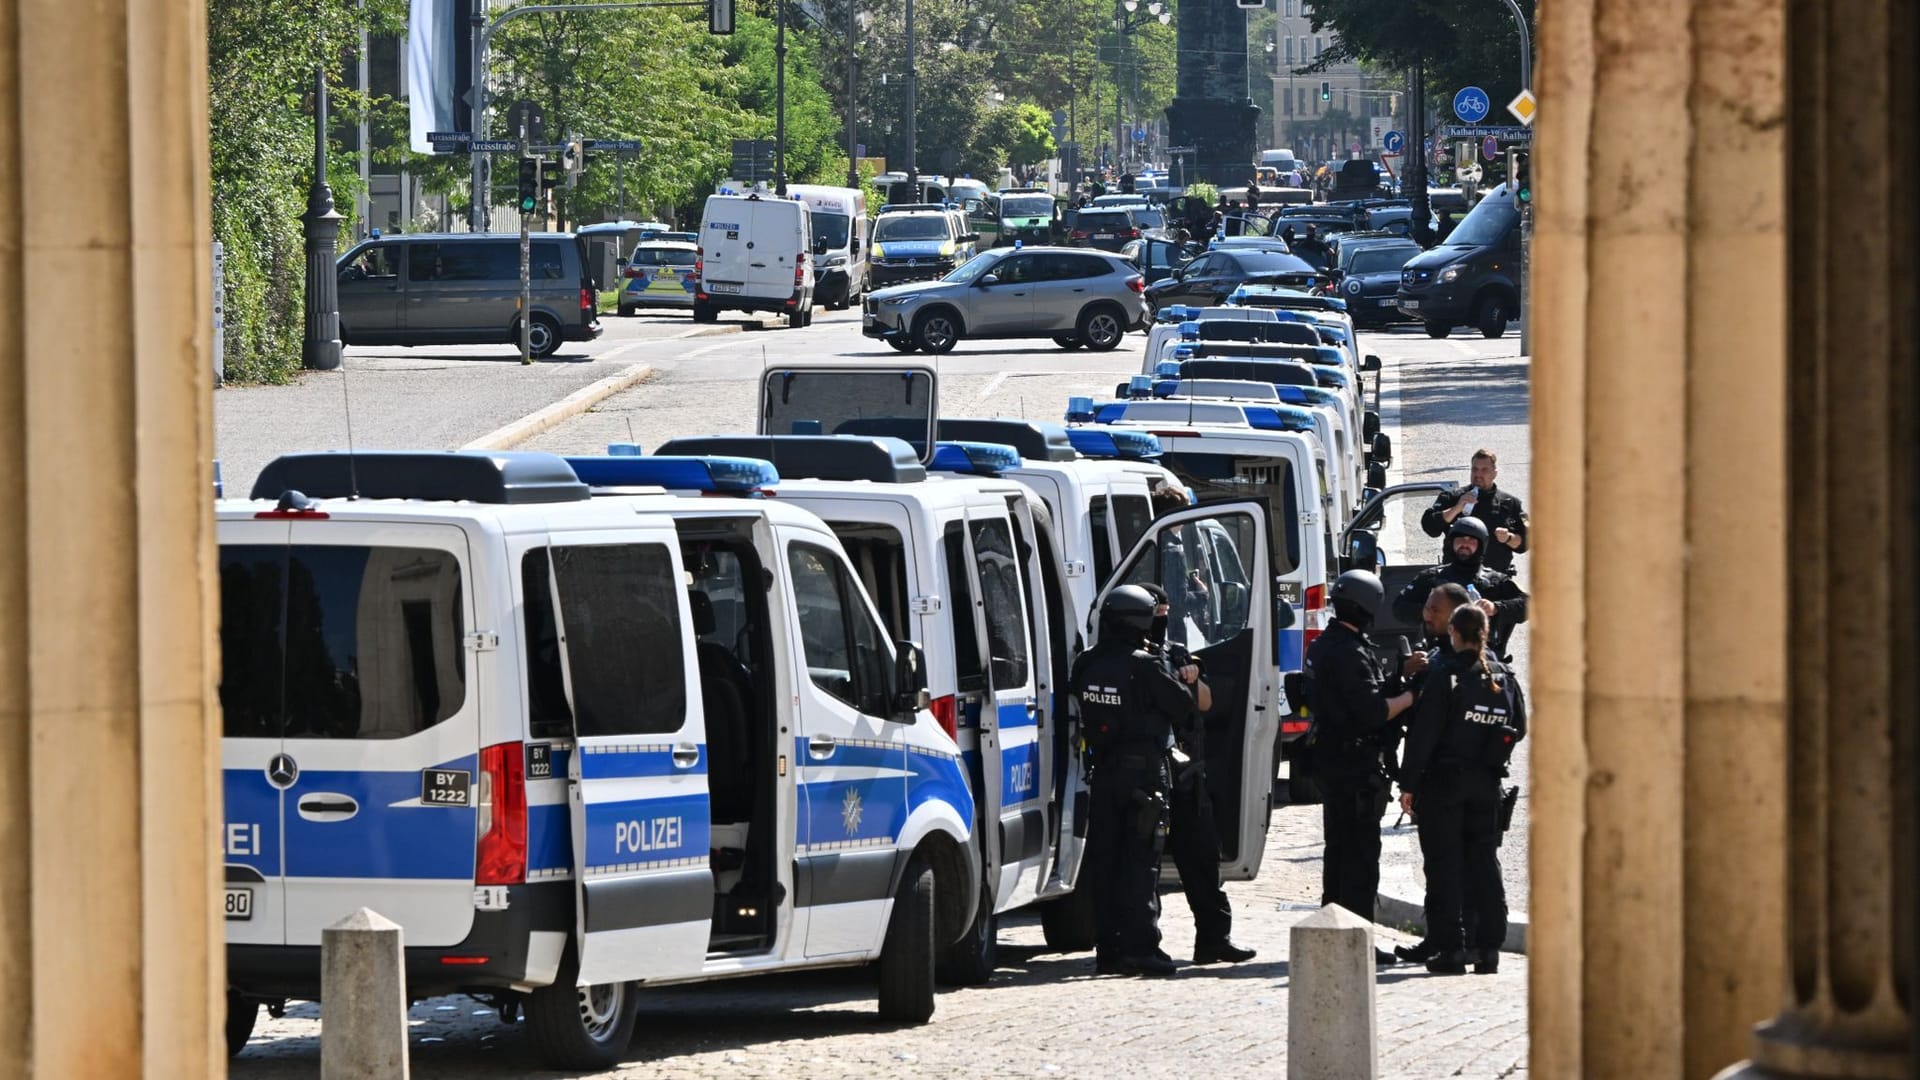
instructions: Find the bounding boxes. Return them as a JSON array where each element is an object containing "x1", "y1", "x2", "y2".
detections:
[
  {"x1": 1093, "y1": 403, "x2": 1130, "y2": 424},
  {"x1": 1127, "y1": 374, "x2": 1154, "y2": 399},
  {"x1": 606, "y1": 442, "x2": 643, "y2": 456},
  {"x1": 1244, "y1": 406, "x2": 1318, "y2": 432},
  {"x1": 929, "y1": 440, "x2": 1023, "y2": 476},
  {"x1": 1152, "y1": 379, "x2": 1180, "y2": 397},
  {"x1": 1155, "y1": 360, "x2": 1182, "y2": 378},
  {"x1": 1065, "y1": 395, "x2": 1097, "y2": 423},
  {"x1": 566, "y1": 455, "x2": 780, "y2": 493},
  {"x1": 1173, "y1": 344, "x2": 1197, "y2": 360},
  {"x1": 1067, "y1": 428, "x2": 1164, "y2": 460},
  {"x1": 1178, "y1": 321, "x2": 1200, "y2": 341},
  {"x1": 1275, "y1": 385, "x2": 1338, "y2": 406}
]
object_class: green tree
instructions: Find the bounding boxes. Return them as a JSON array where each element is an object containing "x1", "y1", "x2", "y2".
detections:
[
  {"x1": 1292, "y1": 0, "x2": 1534, "y2": 117},
  {"x1": 979, "y1": 102, "x2": 1058, "y2": 182}
]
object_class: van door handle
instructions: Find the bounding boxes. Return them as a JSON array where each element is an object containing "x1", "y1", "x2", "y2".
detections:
[
  {"x1": 1071, "y1": 287, "x2": 1086, "y2": 293},
  {"x1": 807, "y1": 734, "x2": 837, "y2": 758},
  {"x1": 296, "y1": 795, "x2": 359, "y2": 821},
  {"x1": 672, "y1": 744, "x2": 701, "y2": 769}
]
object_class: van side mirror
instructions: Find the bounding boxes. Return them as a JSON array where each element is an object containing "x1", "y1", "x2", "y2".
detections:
[
  {"x1": 1362, "y1": 353, "x2": 1383, "y2": 372},
  {"x1": 1363, "y1": 410, "x2": 1381, "y2": 442},
  {"x1": 1370, "y1": 432, "x2": 1393, "y2": 466},
  {"x1": 1273, "y1": 594, "x2": 1296, "y2": 630},
  {"x1": 1344, "y1": 529, "x2": 1381, "y2": 572},
  {"x1": 1366, "y1": 461, "x2": 1388, "y2": 490},
  {"x1": 891, "y1": 642, "x2": 930, "y2": 719}
]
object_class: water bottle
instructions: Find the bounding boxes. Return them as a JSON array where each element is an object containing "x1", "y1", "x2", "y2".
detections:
[{"x1": 1466, "y1": 584, "x2": 1482, "y2": 604}]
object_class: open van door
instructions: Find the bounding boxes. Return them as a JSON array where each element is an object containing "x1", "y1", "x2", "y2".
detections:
[
  {"x1": 1337, "y1": 481, "x2": 1451, "y2": 656},
  {"x1": 1093, "y1": 500, "x2": 1278, "y2": 880},
  {"x1": 543, "y1": 536, "x2": 713, "y2": 985}
]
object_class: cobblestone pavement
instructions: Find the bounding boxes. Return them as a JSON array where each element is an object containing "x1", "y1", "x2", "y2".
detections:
[{"x1": 234, "y1": 806, "x2": 1527, "y2": 1079}]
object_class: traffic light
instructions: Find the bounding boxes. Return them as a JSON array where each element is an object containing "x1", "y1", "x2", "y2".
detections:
[
  {"x1": 708, "y1": 0, "x2": 734, "y2": 34},
  {"x1": 1235, "y1": 0, "x2": 1264, "y2": 9},
  {"x1": 1320, "y1": 81, "x2": 1331, "y2": 101},
  {"x1": 516, "y1": 157, "x2": 538, "y2": 214},
  {"x1": 540, "y1": 159, "x2": 562, "y2": 191},
  {"x1": 563, "y1": 139, "x2": 585, "y2": 189},
  {"x1": 1509, "y1": 148, "x2": 1532, "y2": 204}
]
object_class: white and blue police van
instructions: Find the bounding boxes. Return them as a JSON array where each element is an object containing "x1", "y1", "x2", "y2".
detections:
[{"x1": 220, "y1": 450, "x2": 978, "y2": 1069}]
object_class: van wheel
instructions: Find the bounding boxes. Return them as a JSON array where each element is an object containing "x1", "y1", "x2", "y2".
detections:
[
  {"x1": 787, "y1": 307, "x2": 806, "y2": 329},
  {"x1": 886, "y1": 337, "x2": 918, "y2": 353},
  {"x1": 1475, "y1": 295, "x2": 1510, "y2": 338},
  {"x1": 1053, "y1": 334, "x2": 1085, "y2": 351},
  {"x1": 1424, "y1": 320, "x2": 1451, "y2": 339},
  {"x1": 526, "y1": 315, "x2": 561, "y2": 358},
  {"x1": 692, "y1": 302, "x2": 718, "y2": 323},
  {"x1": 936, "y1": 887, "x2": 997, "y2": 986},
  {"x1": 1077, "y1": 305, "x2": 1126, "y2": 351},
  {"x1": 526, "y1": 961, "x2": 638, "y2": 1070},
  {"x1": 1039, "y1": 885, "x2": 1097, "y2": 952},
  {"x1": 913, "y1": 309, "x2": 961, "y2": 354},
  {"x1": 224, "y1": 991, "x2": 258, "y2": 1058},
  {"x1": 876, "y1": 861, "x2": 936, "y2": 1023}
]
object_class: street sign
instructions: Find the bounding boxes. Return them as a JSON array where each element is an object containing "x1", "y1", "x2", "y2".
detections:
[
  {"x1": 1508, "y1": 88, "x2": 1538, "y2": 127},
  {"x1": 1383, "y1": 130, "x2": 1405, "y2": 153},
  {"x1": 1453, "y1": 85, "x2": 1491, "y2": 124},
  {"x1": 1133, "y1": 128, "x2": 1146, "y2": 143},
  {"x1": 1482, "y1": 135, "x2": 1499, "y2": 161},
  {"x1": 428, "y1": 131, "x2": 470, "y2": 145},
  {"x1": 586, "y1": 139, "x2": 642, "y2": 151},
  {"x1": 470, "y1": 139, "x2": 519, "y2": 153},
  {"x1": 730, "y1": 138, "x2": 777, "y2": 183},
  {"x1": 1441, "y1": 124, "x2": 1532, "y2": 141}
]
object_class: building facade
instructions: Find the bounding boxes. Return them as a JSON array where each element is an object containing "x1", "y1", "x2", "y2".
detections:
[{"x1": 1263, "y1": 0, "x2": 1394, "y2": 164}]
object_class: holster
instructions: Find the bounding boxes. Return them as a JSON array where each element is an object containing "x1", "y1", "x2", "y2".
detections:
[
  {"x1": 1131, "y1": 787, "x2": 1170, "y2": 851},
  {"x1": 1498, "y1": 784, "x2": 1520, "y2": 834}
]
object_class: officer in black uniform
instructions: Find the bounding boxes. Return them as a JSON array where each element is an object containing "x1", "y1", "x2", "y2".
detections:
[
  {"x1": 1303, "y1": 570, "x2": 1415, "y2": 962},
  {"x1": 1418, "y1": 449, "x2": 1529, "y2": 573},
  {"x1": 1392, "y1": 517, "x2": 1529, "y2": 657},
  {"x1": 1071, "y1": 585, "x2": 1191, "y2": 977},
  {"x1": 1398, "y1": 603, "x2": 1528, "y2": 974},
  {"x1": 1139, "y1": 585, "x2": 1256, "y2": 966}
]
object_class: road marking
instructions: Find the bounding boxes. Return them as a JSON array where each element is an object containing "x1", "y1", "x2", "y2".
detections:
[
  {"x1": 590, "y1": 324, "x2": 739, "y2": 367},
  {"x1": 461, "y1": 340, "x2": 742, "y2": 451},
  {"x1": 976, "y1": 371, "x2": 1010, "y2": 400}
]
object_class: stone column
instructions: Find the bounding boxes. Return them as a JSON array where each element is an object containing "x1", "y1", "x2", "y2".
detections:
[
  {"x1": 1715, "y1": 0, "x2": 1917, "y2": 1076},
  {"x1": 1529, "y1": 0, "x2": 1791, "y2": 1075},
  {"x1": 1164, "y1": 0, "x2": 1257, "y2": 184},
  {"x1": 0, "y1": 0, "x2": 220, "y2": 1075}
]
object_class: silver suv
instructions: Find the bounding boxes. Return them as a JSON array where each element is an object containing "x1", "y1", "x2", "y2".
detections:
[{"x1": 861, "y1": 246, "x2": 1145, "y2": 354}]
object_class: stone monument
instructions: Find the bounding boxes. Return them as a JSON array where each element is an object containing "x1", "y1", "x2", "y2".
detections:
[{"x1": 1165, "y1": 0, "x2": 1259, "y2": 185}]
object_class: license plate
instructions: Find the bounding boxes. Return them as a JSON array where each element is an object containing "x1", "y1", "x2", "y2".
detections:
[
  {"x1": 1378, "y1": 297, "x2": 1397, "y2": 306},
  {"x1": 706, "y1": 281, "x2": 742, "y2": 294},
  {"x1": 862, "y1": 313, "x2": 875, "y2": 327},
  {"x1": 1401, "y1": 299, "x2": 1419, "y2": 310},
  {"x1": 224, "y1": 887, "x2": 253, "y2": 921},
  {"x1": 1094, "y1": 233, "x2": 1114, "y2": 240}
]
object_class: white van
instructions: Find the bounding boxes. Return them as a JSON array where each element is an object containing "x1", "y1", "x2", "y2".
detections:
[
  {"x1": 222, "y1": 450, "x2": 976, "y2": 1069},
  {"x1": 694, "y1": 192, "x2": 815, "y2": 327},
  {"x1": 789, "y1": 184, "x2": 869, "y2": 310}
]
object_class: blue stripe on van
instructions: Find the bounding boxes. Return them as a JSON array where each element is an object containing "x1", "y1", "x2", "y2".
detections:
[
  {"x1": 222, "y1": 769, "x2": 282, "y2": 878},
  {"x1": 1278, "y1": 620, "x2": 1304, "y2": 672},
  {"x1": 793, "y1": 737, "x2": 907, "y2": 847},
  {"x1": 1000, "y1": 739, "x2": 1040, "y2": 804},
  {"x1": 527, "y1": 803, "x2": 570, "y2": 876},
  {"x1": 283, "y1": 758, "x2": 477, "y2": 880},
  {"x1": 997, "y1": 700, "x2": 1038, "y2": 730},
  {"x1": 578, "y1": 791, "x2": 712, "y2": 868},
  {"x1": 578, "y1": 744, "x2": 704, "y2": 780}
]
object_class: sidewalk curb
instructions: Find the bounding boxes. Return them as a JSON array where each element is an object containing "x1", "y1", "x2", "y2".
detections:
[
  {"x1": 1376, "y1": 864, "x2": 1530, "y2": 955},
  {"x1": 462, "y1": 361, "x2": 657, "y2": 451}
]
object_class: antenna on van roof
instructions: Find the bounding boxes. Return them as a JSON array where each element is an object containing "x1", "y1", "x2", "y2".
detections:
[
  {"x1": 341, "y1": 359, "x2": 361, "y2": 500},
  {"x1": 625, "y1": 414, "x2": 638, "y2": 447}
]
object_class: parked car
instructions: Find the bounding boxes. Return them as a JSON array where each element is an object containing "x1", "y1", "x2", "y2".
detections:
[
  {"x1": 616, "y1": 240, "x2": 699, "y2": 315},
  {"x1": 1328, "y1": 238, "x2": 1421, "y2": 326},
  {"x1": 1066, "y1": 208, "x2": 1142, "y2": 252},
  {"x1": 336, "y1": 232, "x2": 601, "y2": 359},
  {"x1": 862, "y1": 246, "x2": 1146, "y2": 354},
  {"x1": 1144, "y1": 248, "x2": 1320, "y2": 313}
]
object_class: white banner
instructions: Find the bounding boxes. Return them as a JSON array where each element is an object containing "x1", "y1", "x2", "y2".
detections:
[{"x1": 408, "y1": 0, "x2": 457, "y2": 154}]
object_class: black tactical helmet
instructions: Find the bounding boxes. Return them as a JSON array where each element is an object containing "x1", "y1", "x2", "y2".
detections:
[
  {"x1": 1447, "y1": 515, "x2": 1490, "y2": 548},
  {"x1": 1100, "y1": 585, "x2": 1159, "y2": 638},
  {"x1": 1329, "y1": 570, "x2": 1386, "y2": 618}
]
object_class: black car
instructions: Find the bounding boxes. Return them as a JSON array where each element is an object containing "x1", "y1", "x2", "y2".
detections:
[
  {"x1": 1144, "y1": 248, "x2": 1319, "y2": 312},
  {"x1": 1120, "y1": 235, "x2": 1199, "y2": 285},
  {"x1": 1066, "y1": 208, "x2": 1142, "y2": 252},
  {"x1": 1395, "y1": 184, "x2": 1523, "y2": 338},
  {"x1": 1330, "y1": 239, "x2": 1421, "y2": 327}
]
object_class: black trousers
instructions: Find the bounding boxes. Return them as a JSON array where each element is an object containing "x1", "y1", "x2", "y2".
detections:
[
  {"x1": 1085, "y1": 760, "x2": 1166, "y2": 960},
  {"x1": 1416, "y1": 766, "x2": 1507, "y2": 952},
  {"x1": 1167, "y1": 771, "x2": 1232, "y2": 944},
  {"x1": 1319, "y1": 774, "x2": 1389, "y2": 921}
]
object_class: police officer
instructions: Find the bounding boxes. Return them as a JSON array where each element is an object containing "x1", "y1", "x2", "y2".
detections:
[
  {"x1": 1139, "y1": 585, "x2": 1256, "y2": 966},
  {"x1": 1071, "y1": 585, "x2": 1190, "y2": 977},
  {"x1": 1392, "y1": 517, "x2": 1529, "y2": 657},
  {"x1": 1397, "y1": 603, "x2": 1528, "y2": 974},
  {"x1": 1419, "y1": 450, "x2": 1529, "y2": 573},
  {"x1": 1303, "y1": 570, "x2": 1415, "y2": 963}
]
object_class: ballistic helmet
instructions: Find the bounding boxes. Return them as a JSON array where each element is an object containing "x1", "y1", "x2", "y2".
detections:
[
  {"x1": 1100, "y1": 585, "x2": 1159, "y2": 639},
  {"x1": 1447, "y1": 515, "x2": 1490, "y2": 549},
  {"x1": 1329, "y1": 570, "x2": 1386, "y2": 619}
]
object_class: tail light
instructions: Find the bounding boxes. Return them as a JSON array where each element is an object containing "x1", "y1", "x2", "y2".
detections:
[
  {"x1": 1302, "y1": 582, "x2": 1328, "y2": 652},
  {"x1": 580, "y1": 287, "x2": 593, "y2": 312},
  {"x1": 1070, "y1": 229, "x2": 1089, "y2": 240},
  {"x1": 475, "y1": 741, "x2": 527, "y2": 885},
  {"x1": 1128, "y1": 228, "x2": 1141, "y2": 239},
  {"x1": 929, "y1": 695, "x2": 958, "y2": 742},
  {"x1": 1126, "y1": 276, "x2": 1145, "y2": 293}
]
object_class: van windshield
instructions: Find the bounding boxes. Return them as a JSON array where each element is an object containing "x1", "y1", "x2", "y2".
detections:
[
  {"x1": 1442, "y1": 195, "x2": 1518, "y2": 247},
  {"x1": 810, "y1": 210, "x2": 851, "y2": 250},
  {"x1": 1001, "y1": 196, "x2": 1053, "y2": 218},
  {"x1": 875, "y1": 215, "x2": 951, "y2": 242}
]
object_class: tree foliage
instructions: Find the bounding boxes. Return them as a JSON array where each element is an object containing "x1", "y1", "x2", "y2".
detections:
[{"x1": 1293, "y1": 0, "x2": 1535, "y2": 116}]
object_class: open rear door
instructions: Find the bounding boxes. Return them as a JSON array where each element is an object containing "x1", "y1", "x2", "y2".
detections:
[
  {"x1": 1338, "y1": 481, "x2": 1451, "y2": 656},
  {"x1": 544, "y1": 535, "x2": 713, "y2": 985},
  {"x1": 1094, "y1": 500, "x2": 1277, "y2": 880}
]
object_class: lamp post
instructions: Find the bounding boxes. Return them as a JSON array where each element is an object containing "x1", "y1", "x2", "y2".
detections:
[
  {"x1": 1115, "y1": 0, "x2": 1169, "y2": 173},
  {"x1": 302, "y1": 65, "x2": 342, "y2": 372}
]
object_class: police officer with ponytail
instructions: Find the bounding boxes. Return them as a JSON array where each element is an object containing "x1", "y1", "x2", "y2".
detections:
[
  {"x1": 1071, "y1": 585, "x2": 1194, "y2": 977},
  {"x1": 1303, "y1": 570, "x2": 1416, "y2": 962},
  {"x1": 1397, "y1": 604, "x2": 1528, "y2": 975}
]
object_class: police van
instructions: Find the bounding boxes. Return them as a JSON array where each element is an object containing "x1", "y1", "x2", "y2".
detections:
[
  {"x1": 220, "y1": 450, "x2": 978, "y2": 1069},
  {"x1": 1141, "y1": 378, "x2": 1361, "y2": 530}
]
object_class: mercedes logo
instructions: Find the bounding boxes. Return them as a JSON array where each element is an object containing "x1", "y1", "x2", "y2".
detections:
[{"x1": 266, "y1": 753, "x2": 299, "y2": 789}]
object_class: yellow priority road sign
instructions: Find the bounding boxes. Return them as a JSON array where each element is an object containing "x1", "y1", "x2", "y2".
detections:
[{"x1": 1508, "y1": 89, "x2": 1538, "y2": 127}]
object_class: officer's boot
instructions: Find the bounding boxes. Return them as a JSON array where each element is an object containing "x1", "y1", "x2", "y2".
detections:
[
  {"x1": 1473, "y1": 947, "x2": 1500, "y2": 975},
  {"x1": 1394, "y1": 939, "x2": 1440, "y2": 963},
  {"x1": 1425, "y1": 949, "x2": 1470, "y2": 975},
  {"x1": 1193, "y1": 938, "x2": 1256, "y2": 964}
]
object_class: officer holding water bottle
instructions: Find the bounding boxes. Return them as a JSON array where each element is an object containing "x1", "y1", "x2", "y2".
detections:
[{"x1": 1420, "y1": 450, "x2": 1529, "y2": 573}]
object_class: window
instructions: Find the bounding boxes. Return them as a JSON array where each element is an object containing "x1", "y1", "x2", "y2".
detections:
[
  {"x1": 1088, "y1": 497, "x2": 1115, "y2": 585},
  {"x1": 341, "y1": 243, "x2": 397, "y2": 281},
  {"x1": 1113, "y1": 494, "x2": 1154, "y2": 553},
  {"x1": 1160, "y1": 452, "x2": 1302, "y2": 575},
  {"x1": 789, "y1": 543, "x2": 892, "y2": 716},
  {"x1": 1120, "y1": 511, "x2": 1262, "y2": 653},
  {"x1": 408, "y1": 241, "x2": 516, "y2": 282},
  {"x1": 531, "y1": 241, "x2": 567, "y2": 281},
  {"x1": 990, "y1": 253, "x2": 1040, "y2": 284},
  {"x1": 546, "y1": 544, "x2": 689, "y2": 737},
  {"x1": 970, "y1": 519, "x2": 1031, "y2": 690},
  {"x1": 1284, "y1": 0, "x2": 1294, "y2": 15},
  {"x1": 521, "y1": 550, "x2": 572, "y2": 740},
  {"x1": 943, "y1": 524, "x2": 986, "y2": 693},
  {"x1": 1284, "y1": 36, "x2": 1294, "y2": 63},
  {"x1": 627, "y1": 248, "x2": 698, "y2": 267},
  {"x1": 219, "y1": 544, "x2": 467, "y2": 740},
  {"x1": 1315, "y1": 36, "x2": 1324, "y2": 57},
  {"x1": 1284, "y1": 92, "x2": 1293, "y2": 117}
]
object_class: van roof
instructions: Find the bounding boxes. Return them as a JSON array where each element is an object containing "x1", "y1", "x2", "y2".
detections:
[
  {"x1": 250, "y1": 450, "x2": 589, "y2": 504},
  {"x1": 364, "y1": 231, "x2": 578, "y2": 242}
]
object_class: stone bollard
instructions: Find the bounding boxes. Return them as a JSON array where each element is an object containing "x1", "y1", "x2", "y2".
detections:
[
  {"x1": 321, "y1": 907, "x2": 410, "y2": 1080},
  {"x1": 1287, "y1": 903, "x2": 1378, "y2": 1080}
]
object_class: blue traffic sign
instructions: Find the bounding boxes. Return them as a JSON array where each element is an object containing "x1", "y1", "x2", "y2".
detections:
[
  {"x1": 1382, "y1": 130, "x2": 1405, "y2": 154},
  {"x1": 586, "y1": 139, "x2": 641, "y2": 151},
  {"x1": 470, "y1": 139, "x2": 519, "y2": 152},
  {"x1": 1453, "y1": 85, "x2": 1491, "y2": 124},
  {"x1": 1132, "y1": 127, "x2": 1146, "y2": 143}
]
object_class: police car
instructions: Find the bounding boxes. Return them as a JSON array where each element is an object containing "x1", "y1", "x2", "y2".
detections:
[{"x1": 220, "y1": 450, "x2": 979, "y2": 1069}]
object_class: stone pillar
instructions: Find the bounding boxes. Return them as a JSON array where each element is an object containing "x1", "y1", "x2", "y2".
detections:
[
  {"x1": 1165, "y1": 0, "x2": 1256, "y2": 184},
  {"x1": 1529, "y1": 0, "x2": 1790, "y2": 1075},
  {"x1": 0, "y1": 0, "x2": 219, "y2": 1075},
  {"x1": 1715, "y1": 0, "x2": 1917, "y2": 1077}
]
